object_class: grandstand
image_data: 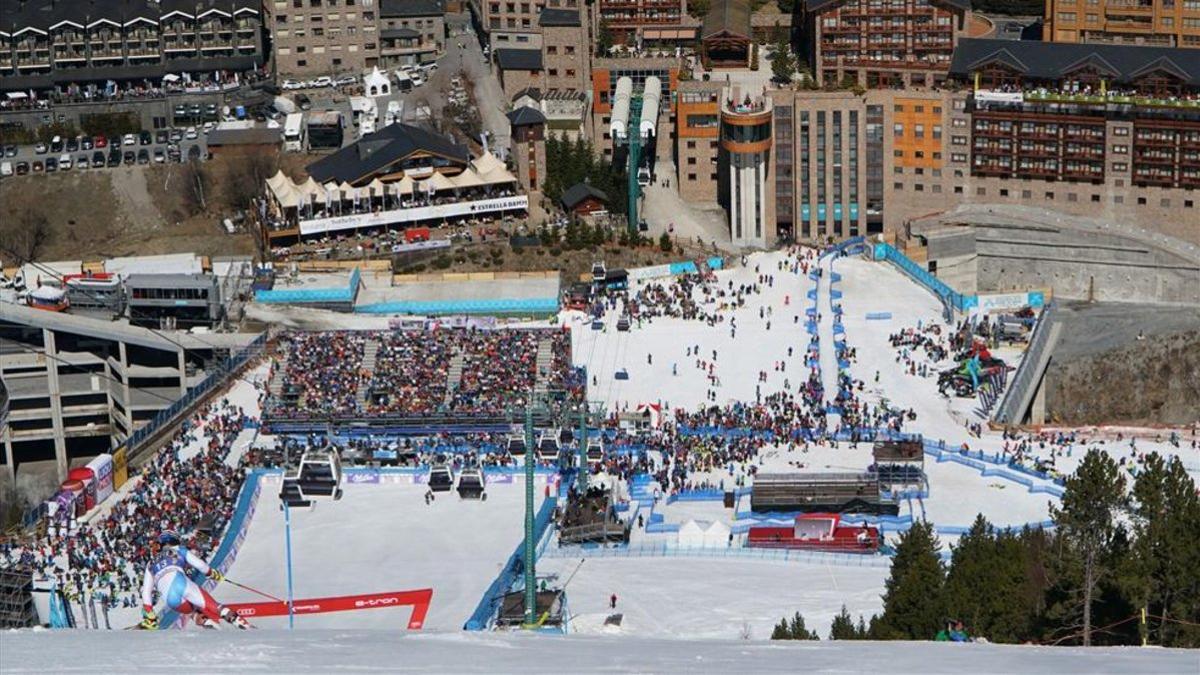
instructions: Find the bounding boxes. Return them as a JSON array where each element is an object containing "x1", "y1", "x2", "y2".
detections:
[{"x1": 262, "y1": 327, "x2": 581, "y2": 434}]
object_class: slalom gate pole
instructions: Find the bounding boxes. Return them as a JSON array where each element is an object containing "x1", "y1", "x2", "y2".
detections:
[
  {"x1": 284, "y1": 502, "x2": 295, "y2": 630},
  {"x1": 226, "y1": 579, "x2": 287, "y2": 604}
]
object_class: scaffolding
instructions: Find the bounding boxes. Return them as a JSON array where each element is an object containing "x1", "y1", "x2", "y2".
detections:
[{"x1": 0, "y1": 566, "x2": 40, "y2": 628}]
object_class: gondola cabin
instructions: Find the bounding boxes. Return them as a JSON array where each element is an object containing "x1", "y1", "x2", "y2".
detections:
[
  {"x1": 586, "y1": 437, "x2": 604, "y2": 465},
  {"x1": 457, "y1": 467, "x2": 487, "y2": 500},
  {"x1": 280, "y1": 445, "x2": 344, "y2": 507},
  {"x1": 591, "y1": 261, "x2": 607, "y2": 284},
  {"x1": 428, "y1": 463, "x2": 454, "y2": 492},
  {"x1": 507, "y1": 434, "x2": 526, "y2": 458},
  {"x1": 537, "y1": 431, "x2": 560, "y2": 462}
]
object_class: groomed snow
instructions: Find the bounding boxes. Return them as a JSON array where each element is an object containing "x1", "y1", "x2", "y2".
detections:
[
  {"x1": 2, "y1": 629, "x2": 1196, "y2": 674},
  {"x1": 216, "y1": 478, "x2": 549, "y2": 631}
]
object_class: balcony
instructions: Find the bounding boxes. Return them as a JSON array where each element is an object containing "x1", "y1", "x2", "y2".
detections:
[
  {"x1": 1018, "y1": 147, "x2": 1058, "y2": 159},
  {"x1": 1134, "y1": 134, "x2": 1176, "y2": 147},
  {"x1": 1062, "y1": 167, "x2": 1104, "y2": 181},
  {"x1": 1105, "y1": 0, "x2": 1154, "y2": 10},
  {"x1": 972, "y1": 164, "x2": 1012, "y2": 177},
  {"x1": 1015, "y1": 165, "x2": 1058, "y2": 179},
  {"x1": 1132, "y1": 172, "x2": 1176, "y2": 187}
]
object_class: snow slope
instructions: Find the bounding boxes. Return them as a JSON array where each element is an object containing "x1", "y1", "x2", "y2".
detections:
[
  {"x1": 215, "y1": 477, "x2": 549, "y2": 631},
  {"x1": 2, "y1": 629, "x2": 1195, "y2": 674}
]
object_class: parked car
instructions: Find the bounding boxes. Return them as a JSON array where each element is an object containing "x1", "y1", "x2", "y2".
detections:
[
  {"x1": 311, "y1": 76, "x2": 333, "y2": 88},
  {"x1": 296, "y1": 93, "x2": 312, "y2": 111},
  {"x1": 81, "y1": 136, "x2": 93, "y2": 150},
  {"x1": 32, "y1": 160, "x2": 43, "y2": 172},
  {"x1": 44, "y1": 157, "x2": 57, "y2": 172},
  {"x1": 107, "y1": 148, "x2": 121, "y2": 167},
  {"x1": 94, "y1": 135, "x2": 108, "y2": 149},
  {"x1": 0, "y1": 161, "x2": 12, "y2": 177},
  {"x1": 202, "y1": 121, "x2": 215, "y2": 134},
  {"x1": 65, "y1": 137, "x2": 78, "y2": 152},
  {"x1": 15, "y1": 161, "x2": 29, "y2": 175},
  {"x1": 333, "y1": 74, "x2": 357, "y2": 87},
  {"x1": 282, "y1": 79, "x2": 303, "y2": 90},
  {"x1": 34, "y1": 142, "x2": 48, "y2": 154},
  {"x1": 3, "y1": 144, "x2": 16, "y2": 157},
  {"x1": 411, "y1": 72, "x2": 425, "y2": 87},
  {"x1": 139, "y1": 130, "x2": 152, "y2": 145},
  {"x1": 187, "y1": 145, "x2": 201, "y2": 161},
  {"x1": 123, "y1": 150, "x2": 135, "y2": 165},
  {"x1": 185, "y1": 126, "x2": 198, "y2": 140},
  {"x1": 50, "y1": 135, "x2": 63, "y2": 152},
  {"x1": 76, "y1": 153, "x2": 90, "y2": 169},
  {"x1": 155, "y1": 130, "x2": 169, "y2": 143},
  {"x1": 92, "y1": 150, "x2": 106, "y2": 168},
  {"x1": 153, "y1": 148, "x2": 165, "y2": 163},
  {"x1": 137, "y1": 149, "x2": 150, "y2": 164},
  {"x1": 169, "y1": 128, "x2": 183, "y2": 143},
  {"x1": 57, "y1": 153, "x2": 71, "y2": 170},
  {"x1": 123, "y1": 133, "x2": 137, "y2": 146}
]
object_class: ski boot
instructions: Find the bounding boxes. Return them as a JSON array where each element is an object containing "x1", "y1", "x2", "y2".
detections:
[
  {"x1": 220, "y1": 606, "x2": 251, "y2": 630},
  {"x1": 195, "y1": 613, "x2": 220, "y2": 630}
]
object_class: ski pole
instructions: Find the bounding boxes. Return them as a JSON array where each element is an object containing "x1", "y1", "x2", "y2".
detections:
[{"x1": 225, "y1": 579, "x2": 287, "y2": 604}]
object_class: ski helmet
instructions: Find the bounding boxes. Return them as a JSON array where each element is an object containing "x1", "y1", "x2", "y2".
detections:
[{"x1": 158, "y1": 530, "x2": 181, "y2": 545}]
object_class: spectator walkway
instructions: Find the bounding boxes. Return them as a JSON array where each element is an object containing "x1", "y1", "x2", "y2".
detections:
[
  {"x1": 358, "y1": 337, "x2": 380, "y2": 409},
  {"x1": 444, "y1": 347, "x2": 466, "y2": 408}
]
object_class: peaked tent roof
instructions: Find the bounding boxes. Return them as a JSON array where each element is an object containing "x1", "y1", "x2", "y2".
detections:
[{"x1": 701, "y1": 0, "x2": 751, "y2": 41}]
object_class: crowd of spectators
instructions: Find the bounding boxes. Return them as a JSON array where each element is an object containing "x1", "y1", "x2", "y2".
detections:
[
  {"x1": 0, "y1": 400, "x2": 254, "y2": 611},
  {"x1": 268, "y1": 328, "x2": 577, "y2": 420}
]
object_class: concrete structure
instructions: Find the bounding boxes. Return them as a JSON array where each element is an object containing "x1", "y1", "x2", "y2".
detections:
[
  {"x1": 266, "y1": 0, "x2": 380, "y2": 78},
  {"x1": 801, "y1": 0, "x2": 972, "y2": 88},
  {"x1": 1044, "y1": 0, "x2": 1200, "y2": 49},
  {"x1": 721, "y1": 87, "x2": 773, "y2": 247},
  {"x1": 125, "y1": 273, "x2": 224, "y2": 329},
  {"x1": 0, "y1": 302, "x2": 257, "y2": 487},
  {"x1": 379, "y1": 0, "x2": 446, "y2": 67},
  {"x1": 0, "y1": 0, "x2": 265, "y2": 95}
]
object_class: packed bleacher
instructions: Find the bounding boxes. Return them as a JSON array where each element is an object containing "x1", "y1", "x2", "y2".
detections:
[
  {"x1": 266, "y1": 327, "x2": 577, "y2": 422},
  {"x1": 0, "y1": 400, "x2": 255, "y2": 610}
]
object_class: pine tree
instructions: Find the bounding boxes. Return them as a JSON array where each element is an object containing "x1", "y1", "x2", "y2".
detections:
[
  {"x1": 1050, "y1": 449, "x2": 1126, "y2": 646},
  {"x1": 878, "y1": 520, "x2": 946, "y2": 639},
  {"x1": 770, "y1": 38, "x2": 796, "y2": 85},
  {"x1": 942, "y1": 515, "x2": 1032, "y2": 643},
  {"x1": 829, "y1": 605, "x2": 858, "y2": 640},
  {"x1": 771, "y1": 618, "x2": 789, "y2": 640},
  {"x1": 787, "y1": 612, "x2": 818, "y2": 640},
  {"x1": 1128, "y1": 454, "x2": 1200, "y2": 647}
]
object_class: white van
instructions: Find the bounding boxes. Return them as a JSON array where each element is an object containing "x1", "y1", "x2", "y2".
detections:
[{"x1": 0, "y1": 161, "x2": 12, "y2": 177}]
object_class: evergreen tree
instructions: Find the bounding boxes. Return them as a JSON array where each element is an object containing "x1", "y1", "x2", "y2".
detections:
[
  {"x1": 1128, "y1": 454, "x2": 1200, "y2": 647},
  {"x1": 596, "y1": 20, "x2": 614, "y2": 57},
  {"x1": 943, "y1": 515, "x2": 1033, "y2": 643},
  {"x1": 770, "y1": 38, "x2": 796, "y2": 85},
  {"x1": 771, "y1": 618, "x2": 789, "y2": 640},
  {"x1": 1050, "y1": 449, "x2": 1126, "y2": 646},
  {"x1": 829, "y1": 605, "x2": 859, "y2": 640},
  {"x1": 787, "y1": 612, "x2": 819, "y2": 640},
  {"x1": 878, "y1": 520, "x2": 945, "y2": 639}
]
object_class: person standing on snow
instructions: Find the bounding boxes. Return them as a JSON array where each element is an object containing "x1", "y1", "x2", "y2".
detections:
[
  {"x1": 610, "y1": 593, "x2": 618, "y2": 610},
  {"x1": 139, "y1": 530, "x2": 248, "y2": 630}
]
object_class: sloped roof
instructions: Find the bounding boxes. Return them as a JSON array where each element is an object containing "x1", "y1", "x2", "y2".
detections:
[
  {"x1": 496, "y1": 48, "x2": 543, "y2": 71},
  {"x1": 561, "y1": 182, "x2": 608, "y2": 210},
  {"x1": 380, "y1": 0, "x2": 445, "y2": 17},
  {"x1": 307, "y1": 123, "x2": 469, "y2": 184},
  {"x1": 539, "y1": 8, "x2": 581, "y2": 27},
  {"x1": 701, "y1": 0, "x2": 751, "y2": 41},
  {"x1": 507, "y1": 105, "x2": 546, "y2": 127},
  {"x1": 949, "y1": 38, "x2": 1200, "y2": 86},
  {"x1": 806, "y1": 0, "x2": 969, "y2": 12}
]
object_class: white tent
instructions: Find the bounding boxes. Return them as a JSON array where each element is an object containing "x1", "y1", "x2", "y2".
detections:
[
  {"x1": 450, "y1": 169, "x2": 487, "y2": 190},
  {"x1": 364, "y1": 67, "x2": 390, "y2": 97},
  {"x1": 676, "y1": 520, "x2": 707, "y2": 548},
  {"x1": 701, "y1": 520, "x2": 731, "y2": 547},
  {"x1": 266, "y1": 170, "x2": 302, "y2": 208},
  {"x1": 424, "y1": 172, "x2": 454, "y2": 193}
]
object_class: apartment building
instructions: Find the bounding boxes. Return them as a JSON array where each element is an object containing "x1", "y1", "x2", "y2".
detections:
[
  {"x1": 540, "y1": 9, "x2": 590, "y2": 93},
  {"x1": 0, "y1": 0, "x2": 265, "y2": 94},
  {"x1": 801, "y1": 0, "x2": 972, "y2": 87},
  {"x1": 379, "y1": 0, "x2": 446, "y2": 67},
  {"x1": 1044, "y1": 0, "x2": 1200, "y2": 48},
  {"x1": 596, "y1": 0, "x2": 689, "y2": 44},
  {"x1": 675, "y1": 80, "x2": 723, "y2": 202},
  {"x1": 266, "y1": 0, "x2": 379, "y2": 78}
]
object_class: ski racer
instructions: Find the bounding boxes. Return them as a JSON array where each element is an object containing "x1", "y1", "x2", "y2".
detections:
[{"x1": 140, "y1": 530, "x2": 248, "y2": 630}]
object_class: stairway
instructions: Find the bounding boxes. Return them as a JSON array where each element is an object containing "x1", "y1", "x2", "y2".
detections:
[
  {"x1": 533, "y1": 337, "x2": 554, "y2": 397},
  {"x1": 268, "y1": 357, "x2": 287, "y2": 398},
  {"x1": 443, "y1": 347, "x2": 465, "y2": 407},
  {"x1": 357, "y1": 338, "x2": 379, "y2": 408}
]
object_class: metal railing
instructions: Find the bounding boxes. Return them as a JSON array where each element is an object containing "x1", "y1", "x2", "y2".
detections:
[
  {"x1": 991, "y1": 302, "x2": 1057, "y2": 426},
  {"x1": 542, "y1": 542, "x2": 893, "y2": 568}
]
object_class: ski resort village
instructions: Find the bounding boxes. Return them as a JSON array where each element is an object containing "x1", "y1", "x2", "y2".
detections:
[{"x1": 0, "y1": 0, "x2": 1198, "y2": 672}]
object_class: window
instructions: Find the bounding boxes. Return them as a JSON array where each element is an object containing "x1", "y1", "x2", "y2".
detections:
[
  {"x1": 976, "y1": 187, "x2": 986, "y2": 196},
  {"x1": 914, "y1": 124, "x2": 924, "y2": 139},
  {"x1": 548, "y1": 69, "x2": 557, "y2": 76},
  {"x1": 894, "y1": 166, "x2": 903, "y2": 174},
  {"x1": 1045, "y1": 191, "x2": 1054, "y2": 200},
  {"x1": 915, "y1": 151, "x2": 924, "y2": 159},
  {"x1": 1138, "y1": 197, "x2": 1147, "y2": 205},
  {"x1": 893, "y1": 123, "x2": 904, "y2": 137},
  {"x1": 1000, "y1": 188, "x2": 1009, "y2": 197},
  {"x1": 1021, "y1": 190, "x2": 1031, "y2": 199},
  {"x1": 952, "y1": 135, "x2": 966, "y2": 146},
  {"x1": 277, "y1": 14, "x2": 288, "y2": 23},
  {"x1": 954, "y1": 186, "x2": 963, "y2": 194},
  {"x1": 1114, "y1": 195, "x2": 1124, "y2": 204},
  {"x1": 932, "y1": 125, "x2": 942, "y2": 140},
  {"x1": 893, "y1": 182, "x2": 903, "y2": 190},
  {"x1": 933, "y1": 106, "x2": 941, "y2": 114},
  {"x1": 546, "y1": 46, "x2": 557, "y2": 54},
  {"x1": 952, "y1": 118, "x2": 966, "y2": 128},
  {"x1": 1186, "y1": 200, "x2": 1195, "y2": 208},
  {"x1": 687, "y1": 173, "x2": 696, "y2": 180},
  {"x1": 1160, "y1": 198, "x2": 1170, "y2": 207},
  {"x1": 297, "y1": 58, "x2": 307, "y2": 66},
  {"x1": 566, "y1": 69, "x2": 575, "y2": 77},
  {"x1": 1114, "y1": 127, "x2": 1129, "y2": 136},
  {"x1": 1113, "y1": 162, "x2": 1127, "y2": 171},
  {"x1": 687, "y1": 157, "x2": 696, "y2": 165},
  {"x1": 894, "y1": 104, "x2": 904, "y2": 112},
  {"x1": 915, "y1": 105, "x2": 924, "y2": 113},
  {"x1": 566, "y1": 46, "x2": 575, "y2": 55},
  {"x1": 686, "y1": 141, "x2": 696, "y2": 149},
  {"x1": 951, "y1": 152, "x2": 967, "y2": 162},
  {"x1": 914, "y1": 183, "x2": 924, "y2": 192},
  {"x1": 1092, "y1": 194, "x2": 1101, "y2": 202},
  {"x1": 893, "y1": 150, "x2": 904, "y2": 157},
  {"x1": 1068, "y1": 193, "x2": 1078, "y2": 202},
  {"x1": 1113, "y1": 144, "x2": 1128, "y2": 154},
  {"x1": 932, "y1": 184, "x2": 941, "y2": 193}
]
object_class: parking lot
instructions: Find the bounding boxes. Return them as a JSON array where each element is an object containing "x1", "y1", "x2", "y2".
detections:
[{"x1": 1, "y1": 129, "x2": 207, "y2": 177}]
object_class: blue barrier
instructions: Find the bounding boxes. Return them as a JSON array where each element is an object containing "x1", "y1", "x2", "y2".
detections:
[
  {"x1": 665, "y1": 489, "x2": 725, "y2": 504},
  {"x1": 865, "y1": 312, "x2": 892, "y2": 320},
  {"x1": 464, "y1": 496, "x2": 558, "y2": 630},
  {"x1": 543, "y1": 542, "x2": 893, "y2": 568},
  {"x1": 872, "y1": 242, "x2": 974, "y2": 313},
  {"x1": 256, "y1": 268, "x2": 361, "y2": 305}
]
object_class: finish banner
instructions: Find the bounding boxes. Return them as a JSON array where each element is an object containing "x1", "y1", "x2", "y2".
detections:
[{"x1": 226, "y1": 588, "x2": 433, "y2": 629}]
